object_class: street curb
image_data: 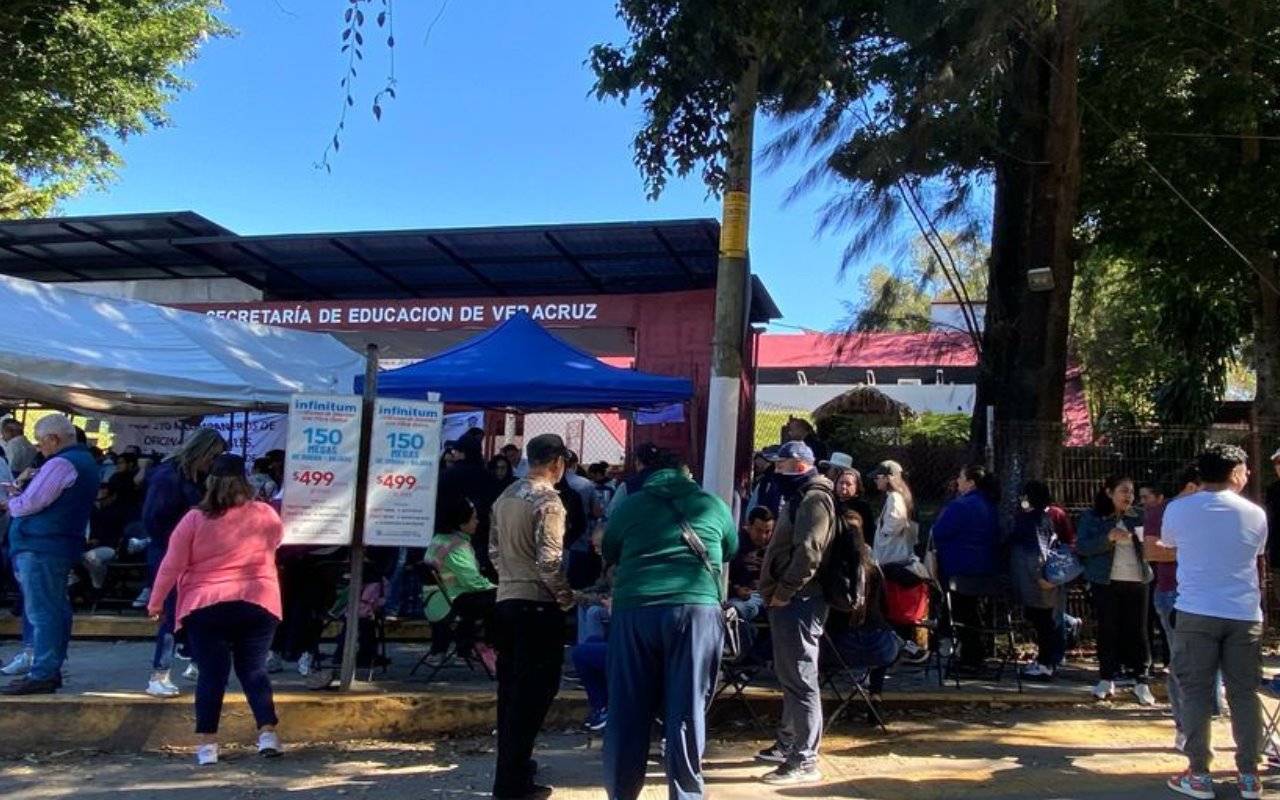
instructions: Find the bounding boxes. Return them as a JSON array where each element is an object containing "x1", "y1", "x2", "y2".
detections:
[
  {"x1": 0, "y1": 684, "x2": 1096, "y2": 755},
  {"x1": 0, "y1": 615, "x2": 428, "y2": 642}
]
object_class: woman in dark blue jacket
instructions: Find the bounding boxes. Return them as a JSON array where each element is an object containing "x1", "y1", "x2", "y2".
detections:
[
  {"x1": 931, "y1": 464, "x2": 1001, "y2": 669},
  {"x1": 141, "y1": 428, "x2": 226, "y2": 698}
]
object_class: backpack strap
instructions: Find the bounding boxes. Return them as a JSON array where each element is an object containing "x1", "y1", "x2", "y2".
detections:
[{"x1": 648, "y1": 492, "x2": 724, "y2": 603}]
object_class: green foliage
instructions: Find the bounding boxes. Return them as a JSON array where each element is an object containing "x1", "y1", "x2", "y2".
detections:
[
  {"x1": 590, "y1": 0, "x2": 858, "y2": 199},
  {"x1": 1077, "y1": 0, "x2": 1277, "y2": 424},
  {"x1": 0, "y1": 0, "x2": 228, "y2": 218},
  {"x1": 901, "y1": 413, "x2": 971, "y2": 445},
  {"x1": 849, "y1": 233, "x2": 988, "y2": 333}
]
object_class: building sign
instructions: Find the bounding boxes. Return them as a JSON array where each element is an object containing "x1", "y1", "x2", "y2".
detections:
[
  {"x1": 174, "y1": 294, "x2": 658, "y2": 332},
  {"x1": 281, "y1": 395, "x2": 363, "y2": 546},
  {"x1": 110, "y1": 414, "x2": 287, "y2": 460},
  {"x1": 364, "y1": 398, "x2": 444, "y2": 547}
]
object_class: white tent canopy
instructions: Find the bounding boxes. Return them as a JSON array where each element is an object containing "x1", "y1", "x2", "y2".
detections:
[{"x1": 0, "y1": 274, "x2": 365, "y2": 416}]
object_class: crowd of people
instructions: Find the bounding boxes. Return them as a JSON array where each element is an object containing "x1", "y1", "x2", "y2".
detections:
[{"x1": 0, "y1": 411, "x2": 1276, "y2": 800}]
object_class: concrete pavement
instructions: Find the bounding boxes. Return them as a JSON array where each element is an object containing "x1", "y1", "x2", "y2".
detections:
[{"x1": 0, "y1": 708, "x2": 1266, "y2": 799}]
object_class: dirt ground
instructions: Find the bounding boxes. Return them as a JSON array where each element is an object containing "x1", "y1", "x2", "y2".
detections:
[{"x1": 0, "y1": 703, "x2": 1268, "y2": 800}]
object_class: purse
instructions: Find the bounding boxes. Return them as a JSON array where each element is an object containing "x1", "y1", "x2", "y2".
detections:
[
  {"x1": 1042, "y1": 536, "x2": 1084, "y2": 586},
  {"x1": 654, "y1": 494, "x2": 742, "y2": 663}
]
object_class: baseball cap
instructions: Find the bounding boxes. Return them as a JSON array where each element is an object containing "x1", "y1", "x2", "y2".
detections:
[
  {"x1": 635, "y1": 442, "x2": 664, "y2": 466},
  {"x1": 209, "y1": 453, "x2": 247, "y2": 478},
  {"x1": 756, "y1": 445, "x2": 781, "y2": 462},
  {"x1": 868, "y1": 459, "x2": 904, "y2": 478},
  {"x1": 776, "y1": 441, "x2": 816, "y2": 463},
  {"x1": 526, "y1": 433, "x2": 568, "y2": 464}
]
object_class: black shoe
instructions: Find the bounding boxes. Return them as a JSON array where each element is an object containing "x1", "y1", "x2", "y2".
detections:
[
  {"x1": 492, "y1": 784, "x2": 552, "y2": 800},
  {"x1": 2, "y1": 676, "x2": 58, "y2": 695},
  {"x1": 756, "y1": 743, "x2": 789, "y2": 764}
]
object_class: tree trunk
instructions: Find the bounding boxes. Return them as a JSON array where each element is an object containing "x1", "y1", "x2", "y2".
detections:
[{"x1": 972, "y1": 0, "x2": 1083, "y2": 509}]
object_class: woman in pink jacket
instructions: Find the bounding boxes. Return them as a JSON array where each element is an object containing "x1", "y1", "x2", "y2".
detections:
[{"x1": 148, "y1": 453, "x2": 284, "y2": 765}]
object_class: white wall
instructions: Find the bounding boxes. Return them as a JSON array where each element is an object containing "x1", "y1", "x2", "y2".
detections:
[{"x1": 66, "y1": 278, "x2": 262, "y2": 305}]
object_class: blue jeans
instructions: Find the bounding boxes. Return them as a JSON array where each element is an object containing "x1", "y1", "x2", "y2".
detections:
[
  {"x1": 578, "y1": 603, "x2": 610, "y2": 644},
  {"x1": 152, "y1": 589, "x2": 177, "y2": 671},
  {"x1": 12, "y1": 552, "x2": 74, "y2": 682},
  {"x1": 604, "y1": 604, "x2": 723, "y2": 800},
  {"x1": 1154, "y1": 589, "x2": 1223, "y2": 725},
  {"x1": 770, "y1": 595, "x2": 829, "y2": 768},
  {"x1": 1153, "y1": 589, "x2": 1184, "y2": 726},
  {"x1": 572, "y1": 637, "x2": 608, "y2": 713},
  {"x1": 727, "y1": 592, "x2": 764, "y2": 622}
]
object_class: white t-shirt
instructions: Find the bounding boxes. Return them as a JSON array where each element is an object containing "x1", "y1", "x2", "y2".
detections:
[
  {"x1": 1109, "y1": 537, "x2": 1144, "y2": 582},
  {"x1": 1162, "y1": 489, "x2": 1267, "y2": 623}
]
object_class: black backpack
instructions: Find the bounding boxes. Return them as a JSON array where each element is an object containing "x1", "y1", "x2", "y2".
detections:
[{"x1": 789, "y1": 484, "x2": 867, "y2": 621}]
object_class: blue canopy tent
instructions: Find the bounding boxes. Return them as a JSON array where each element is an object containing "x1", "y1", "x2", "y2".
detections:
[{"x1": 356, "y1": 312, "x2": 693, "y2": 410}]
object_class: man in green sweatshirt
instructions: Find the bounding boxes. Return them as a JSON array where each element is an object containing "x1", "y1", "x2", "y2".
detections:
[{"x1": 601, "y1": 450, "x2": 737, "y2": 800}]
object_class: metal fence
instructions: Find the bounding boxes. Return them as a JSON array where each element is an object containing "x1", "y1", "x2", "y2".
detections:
[{"x1": 992, "y1": 421, "x2": 1270, "y2": 511}]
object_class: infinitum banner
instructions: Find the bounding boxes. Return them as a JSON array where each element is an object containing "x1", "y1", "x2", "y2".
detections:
[
  {"x1": 280, "y1": 394, "x2": 362, "y2": 546},
  {"x1": 364, "y1": 398, "x2": 444, "y2": 547}
]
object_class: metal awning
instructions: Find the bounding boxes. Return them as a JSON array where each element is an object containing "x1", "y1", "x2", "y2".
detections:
[{"x1": 0, "y1": 212, "x2": 782, "y2": 323}]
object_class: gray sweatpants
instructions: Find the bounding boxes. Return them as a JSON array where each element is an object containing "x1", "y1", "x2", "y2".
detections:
[
  {"x1": 1172, "y1": 610, "x2": 1263, "y2": 774},
  {"x1": 770, "y1": 595, "x2": 829, "y2": 768}
]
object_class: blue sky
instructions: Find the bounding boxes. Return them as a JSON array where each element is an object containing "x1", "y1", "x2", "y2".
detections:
[{"x1": 62, "y1": 1, "x2": 883, "y2": 332}]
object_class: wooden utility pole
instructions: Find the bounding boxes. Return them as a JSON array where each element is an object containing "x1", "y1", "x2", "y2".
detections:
[{"x1": 702, "y1": 59, "x2": 759, "y2": 504}]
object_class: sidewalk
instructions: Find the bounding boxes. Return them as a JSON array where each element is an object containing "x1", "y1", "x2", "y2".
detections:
[
  {"x1": 0, "y1": 635, "x2": 1147, "y2": 755},
  {"x1": 0, "y1": 709, "x2": 1259, "y2": 799}
]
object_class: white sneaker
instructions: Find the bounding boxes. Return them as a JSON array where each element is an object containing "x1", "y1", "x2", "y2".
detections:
[
  {"x1": 127, "y1": 537, "x2": 150, "y2": 555},
  {"x1": 196, "y1": 743, "x2": 218, "y2": 766},
  {"x1": 297, "y1": 652, "x2": 313, "y2": 676},
  {"x1": 1, "y1": 650, "x2": 33, "y2": 676},
  {"x1": 1134, "y1": 683, "x2": 1157, "y2": 707},
  {"x1": 1092, "y1": 679, "x2": 1115, "y2": 700},
  {"x1": 146, "y1": 672, "x2": 180, "y2": 698},
  {"x1": 1021, "y1": 662, "x2": 1055, "y2": 679},
  {"x1": 266, "y1": 652, "x2": 283, "y2": 674},
  {"x1": 182, "y1": 662, "x2": 199, "y2": 681},
  {"x1": 257, "y1": 730, "x2": 283, "y2": 757},
  {"x1": 132, "y1": 587, "x2": 151, "y2": 609}
]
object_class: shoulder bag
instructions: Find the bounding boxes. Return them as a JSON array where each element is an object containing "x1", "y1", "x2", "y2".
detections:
[{"x1": 654, "y1": 494, "x2": 742, "y2": 663}]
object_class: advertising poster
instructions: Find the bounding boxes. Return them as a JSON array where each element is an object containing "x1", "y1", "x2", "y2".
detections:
[
  {"x1": 364, "y1": 398, "x2": 444, "y2": 547},
  {"x1": 280, "y1": 395, "x2": 362, "y2": 546}
]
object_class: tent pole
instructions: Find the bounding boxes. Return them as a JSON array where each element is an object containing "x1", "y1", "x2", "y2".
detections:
[
  {"x1": 340, "y1": 343, "x2": 380, "y2": 691},
  {"x1": 241, "y1": 411, "x2": 249, "y2": 460}
]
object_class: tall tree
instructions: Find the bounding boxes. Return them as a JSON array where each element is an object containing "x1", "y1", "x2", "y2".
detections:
[
  {"x1": 1078, "y1": 0, "x2": 1278, "y2": 427},
  {"x1": 0, "y1": 1, "x2": 228, "y2": 218}
]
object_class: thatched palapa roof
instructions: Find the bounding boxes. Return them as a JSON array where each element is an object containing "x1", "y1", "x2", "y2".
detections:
[{"x1": 812, "y1": 385, "x2": 915, "y2": 427}]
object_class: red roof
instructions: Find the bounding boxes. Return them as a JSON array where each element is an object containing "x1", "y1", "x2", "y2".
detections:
[{"x1": 756, "y1": 332, "x2": 978, "y2": 369}]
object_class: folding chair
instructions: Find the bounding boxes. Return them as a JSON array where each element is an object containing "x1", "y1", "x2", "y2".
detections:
[
  {"x1": 713, "y1": 654, "x2": 769, "y2": 734},
  {"x1": 411, "y1": 563, "x2": 490, "y2": 682},
  {"x1": 1260, "y1": 676, "x2": 1280, "y2": 768},
  {"x1": 820, "y1": 632, "x2": 887, "y2": 733},
  {"x1": 942, "y1": 574, "x2": 1023, "y2": 693}
]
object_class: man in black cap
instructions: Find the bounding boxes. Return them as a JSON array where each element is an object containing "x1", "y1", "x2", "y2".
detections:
[
  {"x1": 489, "y1": 433, "x2": 577, "y2": 800},
  {"x1": 606, "y1": 442, "x2": 665, "y2": 517}
]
